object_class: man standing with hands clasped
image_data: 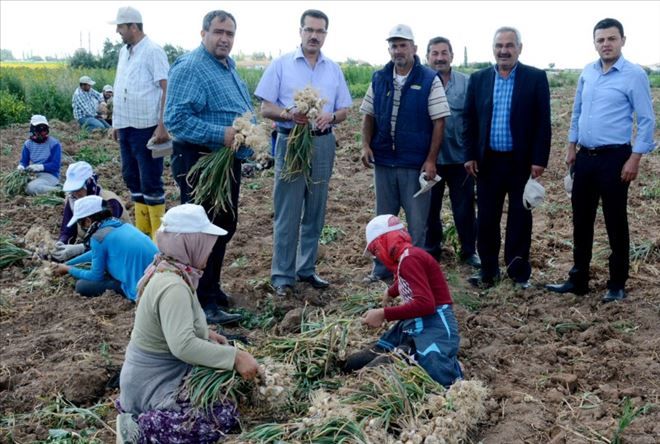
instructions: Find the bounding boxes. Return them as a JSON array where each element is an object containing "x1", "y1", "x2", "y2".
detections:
[
  {"x1": 255, "y1": 9, "x2": 352, "y2": 298},
  {"x1": 546, "y1": 18, "x2": 655, "y2": 303},
  {"x1": 463, "y1": 26, "x2": 551, "y2": 289}
]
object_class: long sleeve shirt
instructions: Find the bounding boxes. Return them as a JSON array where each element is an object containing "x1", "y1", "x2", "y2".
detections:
[
  {"x1": 384, "y1": 247, "x2": 453, "y2": 321},
  {"x1": 569, "y1": 56, "x2": 656, "y2": 154},
  {"x1": 66, "y1": 220, "x2": 157, "y2": 301},
  {"x1": 72, "y1": 87, "x2": 103, "y2": 120},
  {"x1": 59, "y1": 190, "x2": 126, "y2": 244},
  {"x1": 164, "y1": 44, "x2": 253, "y2": 151},
  {"x1": 19, "y1": 137, "x2": 62, "y2": 178}
]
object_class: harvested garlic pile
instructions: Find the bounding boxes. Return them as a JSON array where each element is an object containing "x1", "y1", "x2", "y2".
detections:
[{"x1": 252, "y1": 357, "x2": 295, "y2": 408}]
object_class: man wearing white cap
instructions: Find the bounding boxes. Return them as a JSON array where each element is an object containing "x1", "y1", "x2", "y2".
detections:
[
  {"x1": 110, "y1": 5, "x2": 170, "y2": 239},
  {"x1": 360, "y1": 24, "x2": 450, "y2": 283},
  {"x1": 71, "y1": 75, "x2": 110, "y2": 131},
  {"x1": 100, "y1": 84, "x2": 114, "y2": 125},
  {"x1": 52, "y1": 161, "x2": 129, "y2": 262},
  {"x1": 54, "y1": 195, "x2": 157, "y2": 301}
]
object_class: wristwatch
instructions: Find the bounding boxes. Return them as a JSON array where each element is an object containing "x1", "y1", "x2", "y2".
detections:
[{"x1": 331, "y1": 112, "x2": 337, "y2": 124}]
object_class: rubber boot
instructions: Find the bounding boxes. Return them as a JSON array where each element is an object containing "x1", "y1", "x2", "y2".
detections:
[
  {"x1": 147, "y1": 204, "x2": 166, "y2": 241},
  {"x1": 134, "y1": 202, "x2": 152, "y2": 238}
]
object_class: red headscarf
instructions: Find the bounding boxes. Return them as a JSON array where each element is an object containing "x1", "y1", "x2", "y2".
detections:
[{"x1": 367, "y1": 229, "x2": 413, "y2": 273}]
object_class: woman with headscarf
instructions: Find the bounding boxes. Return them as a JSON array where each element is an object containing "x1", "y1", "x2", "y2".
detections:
[
  {"x1": 52, "y1": 161, "x2": 129, "y2": 262},
  {"x1": 343, "y1": 214, "x2": 463, "y2": 388},
  {"x1": 115, "y1": 204, "x2": 261, "y2": 444}
]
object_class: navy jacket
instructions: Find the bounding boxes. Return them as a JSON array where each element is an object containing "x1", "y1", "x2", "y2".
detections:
[
  {"x1": 463, "y1": 63, "x2": 551, "y2": 170},
  {"x1": 370, "y1": 56, "x2": 438, "y2": 169}
]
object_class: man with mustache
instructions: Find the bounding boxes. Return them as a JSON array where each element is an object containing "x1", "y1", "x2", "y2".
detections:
[
  {"x1": 255, "y1": 9, "x2": 352, "y2": 297},
  {"x1": 424, "y1": 37, "x2": 480, "y2": 268},
  {"x1": 361, "y1": 24, "x2": 450, "y2": 283},
  {"x1": 164, "y1": 10, "x2": 252, "y2": 326},
  {"x1": 546, "y1": 18, "x2": 655, "y2": 302},
  {"x1": 463, "y1": 27, "x2": 551, "y2": 289}
]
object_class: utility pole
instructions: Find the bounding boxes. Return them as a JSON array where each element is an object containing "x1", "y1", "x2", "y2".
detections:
[{"x1": 463, "y1": 46, "x2": 468, "y2": 67}]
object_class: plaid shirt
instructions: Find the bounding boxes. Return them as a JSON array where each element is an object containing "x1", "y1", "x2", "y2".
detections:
[
  {"x1": 72, "y1": 87, "x2": 103, "y2": 120},
  {"x1": 489, "y1": 64, "x2": 517, "y2": 152},
  {"x1": 165, "y1": 44, "x2": 253, "y2": 150}
]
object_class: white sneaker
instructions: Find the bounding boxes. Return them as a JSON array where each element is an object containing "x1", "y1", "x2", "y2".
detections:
[{"x1": 116, "y1": 413, "x2": 139, "y2": 444}]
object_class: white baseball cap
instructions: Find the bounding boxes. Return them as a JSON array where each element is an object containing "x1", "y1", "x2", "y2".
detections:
[
  {"x1": 110, "y1": 6, "x2": 143, "y2": 25},
  {"x1": 68, "y1": 195, "x2": 104, "y2": 227},
  {"x1": 387, "y1": 24, "x2": 414, "y2": 41},
  {"x1": 63, "y1": 161, "x2": 94, "y2": 192},
  {"x1": 79, "y1": 75, "x2": 96, "y2": 85},
  {"x1": 102, "y1": 85, "x2": 113, "y2": 92},
  {"x1": 30, "y1": 115, "x2": 49, "y2": 127},
  {"x1": 365, "y1": 214, "x2": 406, "y2": 252},
  {"x1": 158, "y1": 204, "x2": 227, "y2": 236},
  {"x1": 523, "y1": 178, "x2": 545, "y2": 210}
]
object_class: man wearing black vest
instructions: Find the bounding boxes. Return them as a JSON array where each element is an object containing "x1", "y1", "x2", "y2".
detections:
[
  {"x1": 463, "y1": 26, "x2": 551, "y2": 289},
  {"x1": 360, "y1": 24, "x2": 450, "y2": 282}
]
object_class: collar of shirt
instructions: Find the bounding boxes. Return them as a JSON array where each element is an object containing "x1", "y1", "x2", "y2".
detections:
[
  {"x1": 294, "y1": 45, "x2": 326, "y2": 67},
  {"x1": 199, "y1": 43, "x2": 236, "y2": 70},
  {"x1": 594, "y1": 55, "x2": 626, "y2": 74},
  {"x1": 493, "y1": 63, "x2": 518, "y2": 80},
  {"x1": 126, "y1": 35, "x2": 148, "y2": 57}
]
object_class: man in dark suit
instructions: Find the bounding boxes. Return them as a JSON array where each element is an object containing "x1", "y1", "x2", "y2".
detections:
[{"x1": 463, "y1": 26, "x2": 551, "y2": 288}]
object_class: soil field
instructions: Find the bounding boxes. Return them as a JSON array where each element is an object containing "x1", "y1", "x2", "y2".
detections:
[{"x1": 1, "y1": 86, "x2": 659, "y2": 443}]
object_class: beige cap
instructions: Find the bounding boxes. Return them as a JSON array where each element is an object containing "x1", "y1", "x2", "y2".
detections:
[
  {"x1": 387, "y1": 24, "x2": 414, "y2": 41},
  {"x1": 110, "y1": 6, "x2": 142, "y2": 25}
]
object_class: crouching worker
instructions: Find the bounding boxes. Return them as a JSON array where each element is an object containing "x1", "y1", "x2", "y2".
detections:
[
  {"x1": 115, "y1": 204, "x2": 262, "y2": 444},
  {"x1": 53, "y1": 195, "x2": 157, "y2": 301},
  {"x1": 17, "y1": 115, "x2": 61, "y2": 195},
  {"x1": 343, "y1": 214, "x2": 463, "y2": 387},
  {"x1": 52, "y1": 161, "x2": 129, "y2": 262}
]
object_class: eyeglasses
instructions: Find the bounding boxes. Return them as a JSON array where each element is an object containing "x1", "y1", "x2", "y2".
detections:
[{"x1": 301, "y1": 27, "x2": 327, "y2": 36}]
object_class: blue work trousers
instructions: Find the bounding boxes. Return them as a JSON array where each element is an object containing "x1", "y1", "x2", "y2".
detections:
[{"x1": 118, "y1": 126, "x2": 165, "y2": 205}]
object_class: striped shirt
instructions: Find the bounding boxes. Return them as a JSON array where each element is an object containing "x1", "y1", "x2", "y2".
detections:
[
  {"x1": 489, "y1": 65, "x2": 517, "y2": 152},
  {"x1": 19, "y1": 137, "x2": 62, "y2": 178},
  {"x1": 72, "y1": 88, "x2": 103, "y2": 120},
  {"x1": 164, "y1": 44, "x2": 254, "y2": 150},
  {"x1": 360, "y1": 72, "x2": 450, "y2": 138},
  {"x1": 113, "y1": 36, "x2": 169, "y2": 129}
]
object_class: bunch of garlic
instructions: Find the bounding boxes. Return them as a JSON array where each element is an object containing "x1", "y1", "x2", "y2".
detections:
[
  {"x1": 231, "y1": 112, "x2": 270, "y2": 152},
  {"x1": 293, "y1": 86, "x2": 326, "y2": 120},
  {"x1": 252, "y1": 357, "x2": 295, "y2": 409}
]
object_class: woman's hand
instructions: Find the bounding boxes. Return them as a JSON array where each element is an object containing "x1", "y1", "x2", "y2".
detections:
[
  {"x1": 53, "y1": 264, "x2": 70, "y2": 276},
  {"x1": 234, "y1": 350, "x2": 262, "y2": 380},
  {"x1": 208, "y1": 330, "x2": 228, "y2": 345}
]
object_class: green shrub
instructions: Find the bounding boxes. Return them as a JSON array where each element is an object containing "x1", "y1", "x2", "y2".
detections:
[
  {"x1": 0, "y1": 70, "x2": 25, "y2": 100},
  {"x1": 26, "y1": 82, "x2": 72, "y2": 122},
  {"x1": 349, "y1": 82, "x2": 369, "y2": 99},
  {"x1": 0, "y1": 90, "x2": 30, "y2": 126}
]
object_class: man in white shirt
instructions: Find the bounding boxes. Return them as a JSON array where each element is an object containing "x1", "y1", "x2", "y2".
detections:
[{"x1": 110, "y1": 6, "x2": 170, "y2": 239}]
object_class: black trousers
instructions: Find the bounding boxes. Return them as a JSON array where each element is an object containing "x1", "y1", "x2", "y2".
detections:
[
  {"x1": 569, "y1": 147, "x2": 631, "y2": 290},
  {"x1": 425, "y1": 163, "x2": 477, "y2": 258},
  {"x1": 171, "y1": 141, "x2": 241, "y2": 308},
  {"x1": 476, "y1": 153, "x2": 532, "y2": 282}
]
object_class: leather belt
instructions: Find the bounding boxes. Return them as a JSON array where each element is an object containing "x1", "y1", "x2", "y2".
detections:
[{"x1": 577, "y1": 143, "x2": 630, "y2": 156}]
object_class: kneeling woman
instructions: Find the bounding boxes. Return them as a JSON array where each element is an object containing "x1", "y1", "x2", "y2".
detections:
[
  {"x1": 116, "y1": 204, "x2": 261, "y2": 444},
  {"x1": 345, "y1": 215, "x2": 463, "y2": 387},
  {"x1": 54, "y1": 195, "x2": 157, "y2": 301}
]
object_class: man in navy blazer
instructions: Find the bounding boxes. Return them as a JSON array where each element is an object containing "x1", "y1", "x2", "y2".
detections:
[{"x1": 463, "y1": 26, "x2": 551, "y2": 288}]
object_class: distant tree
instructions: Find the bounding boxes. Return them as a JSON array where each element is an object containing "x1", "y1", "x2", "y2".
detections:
[
  {"x1": 44, "y1": 56, "x2": 61, "y2": 62},
  {"x1": 163, "y1": 44, "x2": 186, "y2": 64},
  {"x1": 28, "y1": 55, "x2": 44, "y2": 62},
  {"x1": 548, "y1": 62, "x2": 556, "y2": 69},
  {"x1": 99, "y1": 39, "x2": 123, "y2": 68},
  {"x1": 69, "y1": 48, "x2": 98, "y2": 68},
  {"x1": 0, "y1": 49, "x2": 15, "y2": 61},
  {"x1": 252, "y1": 52, "x2": 267, "y2": 61},
  {"x1": 468, "y1": 61, "x2": 492, "y2": 69}
]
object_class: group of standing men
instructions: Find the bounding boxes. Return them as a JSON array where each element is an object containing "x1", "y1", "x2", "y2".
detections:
[{"x1": 106, "y1": 4, "x2": 654, "y2": 316}]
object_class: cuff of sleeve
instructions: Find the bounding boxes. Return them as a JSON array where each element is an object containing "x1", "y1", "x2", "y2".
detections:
[
  {"x1": 632, "y1": 142, "x2": 656, "y2": 155},
  {"x1": 216, "y1": 345, "x2": 238, "y2": 371}
]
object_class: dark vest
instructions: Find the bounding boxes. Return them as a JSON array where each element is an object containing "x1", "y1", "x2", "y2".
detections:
[{"x1": 371, "y1": 57, "x2": 437, "y2": 169}]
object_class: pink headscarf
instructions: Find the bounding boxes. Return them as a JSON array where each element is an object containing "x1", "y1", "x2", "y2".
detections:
[{"x1": 136, "y1": 231, "x2": 218, "y2": 298}]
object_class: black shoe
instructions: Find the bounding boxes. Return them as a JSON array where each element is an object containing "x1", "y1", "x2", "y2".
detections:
[
  {"x1": 204, "y1": 308, "x2": 242, "y2": 325},
  {"x1": 601, "y1": 288, "x2": 626, "y2": 303},
  {"x1": 274, "y1": 284, "x2": 293, "y2": 298},
  {"x1": 545, "y1": 280, "x2": 588, "y2": 295},
  {"x1": 462, "y1": 254, "x2": 482, "y2": 269},
  {"x1": 468, "y1": 273, "x2": 498, "y2": 289},
  {"x1": 297, "y1": 273, "x2": 329, "y2": 289}
]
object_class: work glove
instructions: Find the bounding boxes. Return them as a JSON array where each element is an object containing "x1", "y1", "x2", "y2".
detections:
[
  {"x1": 27, "y1": 164, "x2": 45, "y2": 172},
  {"x1": 52, "y1": 241, "x2": 85, "y2": 262},
  {"x1": 16, "y1": 164, "x2": 25, "y2": 171}
]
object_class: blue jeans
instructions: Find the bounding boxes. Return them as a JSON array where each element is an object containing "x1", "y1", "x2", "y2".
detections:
[
  {"x1": 75, "y1": 277, "x2": 125, "y2": 298},
  {"x1": 271, "y1": 131, "x2": 335, "y2": 287},
  {"x1": 79, "y1": 117, "x2": 111, "y2": 131},
  {"x1": 118, "y1": 127, "x2": 165, "y2": 205},
  {"x1": 372, "y1": 165, "x2": 431, "y2": 278}
]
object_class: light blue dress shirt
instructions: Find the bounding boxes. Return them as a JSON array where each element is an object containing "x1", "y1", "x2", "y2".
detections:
[{"x1": 569, "y1": 56, "x2": 655, "y2": 154}]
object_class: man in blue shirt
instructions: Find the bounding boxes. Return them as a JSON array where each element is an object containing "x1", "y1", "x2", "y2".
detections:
[
  {"x1": 546, "y1": 18, "x2": 655, "y2": 303},
  {"x1": 164, "y1": 9, "x2": 250, "y2": 325},
  {"x1": 463, "y1": 27, "x2": 551, "y2": 289},
  {"x1": 424, "y1": 37, "x2": 479, "y2": 268},
  {"x1": 255, "y1": 9, "x2": 352, "y2": 297}
]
